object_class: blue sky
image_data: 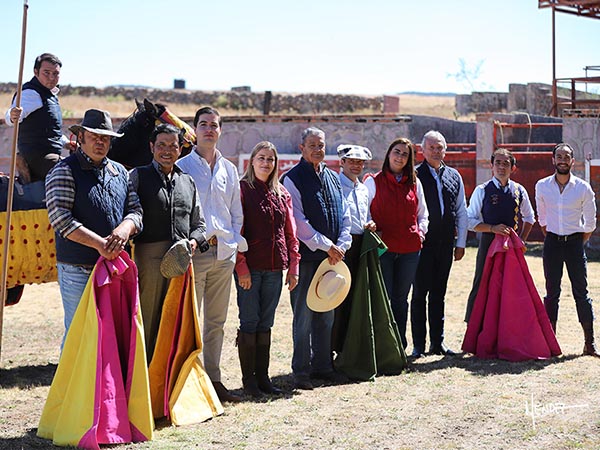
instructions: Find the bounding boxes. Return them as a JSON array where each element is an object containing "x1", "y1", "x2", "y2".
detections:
[{"x1": 0, "y1": 0, "x2": 598, "y2": 95}]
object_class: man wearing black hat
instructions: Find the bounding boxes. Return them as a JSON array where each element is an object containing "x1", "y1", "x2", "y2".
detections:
[
  {"x1": 46, "y1": 109, "x2": 143, "y2": 347},
  {"x1": 5, "y1": 53, "x2": 68, "y2": 182}
]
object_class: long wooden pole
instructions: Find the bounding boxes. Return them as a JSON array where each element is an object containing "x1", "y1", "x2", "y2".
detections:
[{"x1": 0, "y1": 0, "x2": 29, "y2": 364}]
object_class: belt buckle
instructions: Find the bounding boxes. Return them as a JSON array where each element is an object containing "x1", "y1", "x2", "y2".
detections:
[{"x1": 559, "y1": 234, "x2": 568, "y2": 242}]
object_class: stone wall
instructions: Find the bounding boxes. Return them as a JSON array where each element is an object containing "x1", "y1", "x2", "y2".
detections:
[
  {"x1": 455, "y1": 92, "x2": 508, "y2": 115},
  {"x1": 0, "y1": 83, "x2": 382, "y2": 115}
]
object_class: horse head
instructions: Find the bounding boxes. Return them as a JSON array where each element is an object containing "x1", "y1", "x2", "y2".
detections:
[{"x1": 108, "y1": 99, "x2": 195, "y2": 169}]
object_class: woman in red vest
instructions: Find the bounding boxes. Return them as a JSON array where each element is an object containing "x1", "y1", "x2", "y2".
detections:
[
  {"x1": 365, "y1": 138, "x2": 429, "y2": 350},
  {"x1": 235, "y1": 141, "x2": 300, "y2": 397}
]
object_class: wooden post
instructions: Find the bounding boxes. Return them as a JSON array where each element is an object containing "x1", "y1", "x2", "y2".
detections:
[{"x1": 0, "y1": 0, "x2": 29, "y2": 363}]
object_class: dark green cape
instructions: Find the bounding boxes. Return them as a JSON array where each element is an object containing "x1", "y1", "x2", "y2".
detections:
[{"x1": 334, "y1": 231, "x2": 407, "y2": 380}]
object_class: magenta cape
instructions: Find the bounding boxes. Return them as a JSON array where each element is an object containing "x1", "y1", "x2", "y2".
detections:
[
  {"x1": 462, "y1": 231, "x2": 561, "y2": 361},
  {"x1": 38, "y1": 253, "x2": 153, "y2": 449}
]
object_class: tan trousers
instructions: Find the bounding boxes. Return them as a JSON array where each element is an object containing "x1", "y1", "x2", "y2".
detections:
[{"x1": 191, "y1": 245, "x2": 235, "y2": 382}]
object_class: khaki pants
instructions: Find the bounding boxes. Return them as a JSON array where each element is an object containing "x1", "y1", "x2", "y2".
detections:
[{"x1": 192, "y1": 245, "x2": 235, "y2": 382}]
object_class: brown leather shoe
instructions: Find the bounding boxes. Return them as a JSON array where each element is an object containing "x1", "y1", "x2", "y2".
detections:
[{"x1": 212, "y1": 381, "x2": 242, "y2": 403}]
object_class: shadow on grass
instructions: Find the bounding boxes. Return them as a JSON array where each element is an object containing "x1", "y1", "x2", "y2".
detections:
[
  {"x1": 406, "y1": 352, "x2": 580, "y2": 376},
  {"x1": 0, "y1": 363, "x2": 57, "y2": 389},
  {"x1": 0, "y1": 428, "x2": 48, "y2": 450}
]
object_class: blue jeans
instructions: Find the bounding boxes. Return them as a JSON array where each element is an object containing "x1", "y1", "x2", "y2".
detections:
[
  {"x1": 380, "y1": 250, "x2": 420, "y2": 349},
  {"x1": 290, "y1": 259, "x2": 334, "y2": 377},
  {"x1": 235, "y1": 270, "x2": 283, "y2": 333},
  {"x1": 543, "y1": 233, "x2": 594, "y2": 323},
  {"x1": 57, "y1": 262, "x2": 93, "y2": 349}
]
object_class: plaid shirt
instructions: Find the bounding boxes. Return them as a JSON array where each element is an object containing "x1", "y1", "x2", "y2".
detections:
[{"x1": 46, "y1": 148, "x2": 143, "y2": 238}]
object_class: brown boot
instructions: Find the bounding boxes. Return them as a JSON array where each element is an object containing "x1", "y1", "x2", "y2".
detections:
[
  {"x1": 237, "y1": 330, "x2": 262, "y2": 398},
  {"x1": 212, "y1": 381, "x2": 242, "y2": 403},
  {"x1": 581, "y1": 322, "x2": 600, "y2": 357},
  {"x1": 256, "y1": 330, "x2": 283, "y2": 395}
]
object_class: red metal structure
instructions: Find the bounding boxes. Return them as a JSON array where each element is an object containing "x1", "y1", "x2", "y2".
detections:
[{"x1": 538, "y1": 1, "x2": 600, "y2": 116}]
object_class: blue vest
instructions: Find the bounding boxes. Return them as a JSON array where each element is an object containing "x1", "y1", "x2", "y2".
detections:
[
  {"x1": 55, "y1": 152, "x2": 130, "y2": 266},
  {"x1": 481, "y1": 181, "x2": 522, "y2": 230},
  {"x1": 284, "y1": 158, "x2": 343, "y2": 261},
  {"x1": 417, "y1": 162, "x2": 461, "y2": 246},
  {"x1": 16, "y1": 76, "x2": 63, "y2": 157}
]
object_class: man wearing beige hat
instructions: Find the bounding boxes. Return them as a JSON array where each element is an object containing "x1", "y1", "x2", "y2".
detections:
[{"x1": 46, "y1": 109, "x2": 143, "y2": 347}]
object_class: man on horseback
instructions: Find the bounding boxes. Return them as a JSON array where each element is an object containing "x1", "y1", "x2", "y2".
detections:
[{"x1": 5, "y1": 53, "x2": 69, "y2": 182}]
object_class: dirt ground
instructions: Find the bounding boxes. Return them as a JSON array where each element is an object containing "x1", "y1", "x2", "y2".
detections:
[{"x1": 1, "y1": 246, "x2": 599, "y2": 450}]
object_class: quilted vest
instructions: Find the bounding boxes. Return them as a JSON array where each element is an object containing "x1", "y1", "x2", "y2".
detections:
[
  {"x1": 55, "y1": 152, "x2": 129, "y2": 266},
  {"x1": 284, "y1": 158, "x2": 343, "y2": 261},
  {"x1": 17, "y1": 76, "x2": 63, "y2": 157},
  {"x1": 417, "y1": 162, "x2": 461, "y2": 246}
]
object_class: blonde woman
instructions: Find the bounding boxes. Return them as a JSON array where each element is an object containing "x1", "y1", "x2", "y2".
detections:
[{"x1": 235, "y1": 141, "x2": 300, "y2": 397}]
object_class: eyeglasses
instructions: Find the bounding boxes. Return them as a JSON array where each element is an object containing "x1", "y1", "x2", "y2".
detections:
[{"x1": 255, "y1": 156, "x2": 276, "y2": 164}]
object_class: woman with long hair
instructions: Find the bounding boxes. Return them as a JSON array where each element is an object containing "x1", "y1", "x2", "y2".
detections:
[
  {"x1": 235, "y1": 141, "x2": 300, "y2": 397},
  {"x1": 365, "y1": 137, "x2": 429, "y2": 350}
]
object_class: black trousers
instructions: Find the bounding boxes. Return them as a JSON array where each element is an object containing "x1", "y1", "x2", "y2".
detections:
[
  {"x1": 543, "y1": 232, "x2": 594, "y2": 323},
  {"x1": 464, "y1": 233, "x2": 495, "y2": 323},
  {"x1": 410, "y1": 242, "x2": 454, "y2": 350}
]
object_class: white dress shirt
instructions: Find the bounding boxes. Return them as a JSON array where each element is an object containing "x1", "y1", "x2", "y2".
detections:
[
  {"x1": 467, "y1": 178, "x2": 535, "y2": 231},
  {"x1": 535, "y1": 174, "x2": 596, "y2": 236},
  {"x1": 339, "y1": 171, "x2": 371, "y2": 235},
  {"x1": 177, "y1": 148, "x2": 247, "y2": 260},
  {"x1": 283, "y1": 164, "x2": 352, "y2": 253}
]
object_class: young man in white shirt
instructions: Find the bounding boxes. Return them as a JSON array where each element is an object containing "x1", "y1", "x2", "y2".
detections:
[
  {"x1": 177, "y1": 106, "x2": 248, "y2": 401},
  {"x1": 535, "y1": 143, "x2": 599, "y2": 357}
]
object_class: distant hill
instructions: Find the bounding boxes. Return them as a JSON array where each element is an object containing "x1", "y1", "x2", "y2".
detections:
[{"x1": 398, "y1": 91, "x2": 456, "y2": 97}]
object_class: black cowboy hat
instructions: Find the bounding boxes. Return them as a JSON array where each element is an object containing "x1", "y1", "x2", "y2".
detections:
[{"x1": 69, "y1": 109, "x2": 124, "y2": 137}]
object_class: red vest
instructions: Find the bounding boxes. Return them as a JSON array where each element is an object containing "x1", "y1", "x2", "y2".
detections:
[{"x1": 370, "y1": 170, "x2": 422, "y2": 254}]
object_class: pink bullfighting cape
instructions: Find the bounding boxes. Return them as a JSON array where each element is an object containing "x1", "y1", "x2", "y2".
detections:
[
  {"x1": 462, "y1": 231, "x2": 561, "y2": 361},
  {"x1": 38, "y1": 252, "x2": 153, "y2": 449},
  {"x1": 148, "y1": 265, "x2": 223, "y2": 425}
]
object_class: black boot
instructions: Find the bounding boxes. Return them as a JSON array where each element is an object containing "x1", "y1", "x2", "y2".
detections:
[
  {"x1": 256, "y1": 330, "x2": 283, "y2": 395},
  {"x1": 581, "y1": 322, "x2": 600, "y2": 357},
  {"x1": 237, "y1": 330, "x2": 263, "y2": 398}
]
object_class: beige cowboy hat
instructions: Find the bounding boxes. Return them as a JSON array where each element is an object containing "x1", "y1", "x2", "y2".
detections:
[{"x1": 306, "y1": 259, "x2": 352, "y2": 312}]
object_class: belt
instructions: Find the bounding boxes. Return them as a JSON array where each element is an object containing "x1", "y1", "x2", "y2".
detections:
[
  {"x1": 207, "y1": 236, "x2": 218, "y2": 246},
  {"x1": 547, "y1": 232, "x2": 582, "y2": 242}
]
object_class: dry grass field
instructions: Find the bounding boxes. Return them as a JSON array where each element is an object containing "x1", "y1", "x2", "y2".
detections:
[
  {"x1": 1, "y1": 244, "x2": 599, "y2": 450},
  {"x1": 0, "y1": 93, "x2": 461, "y2": 121}
]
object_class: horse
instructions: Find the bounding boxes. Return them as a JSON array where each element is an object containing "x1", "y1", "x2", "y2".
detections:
[{"x1": 108, "y1": 98, "x2": 196, "y2": 169}]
